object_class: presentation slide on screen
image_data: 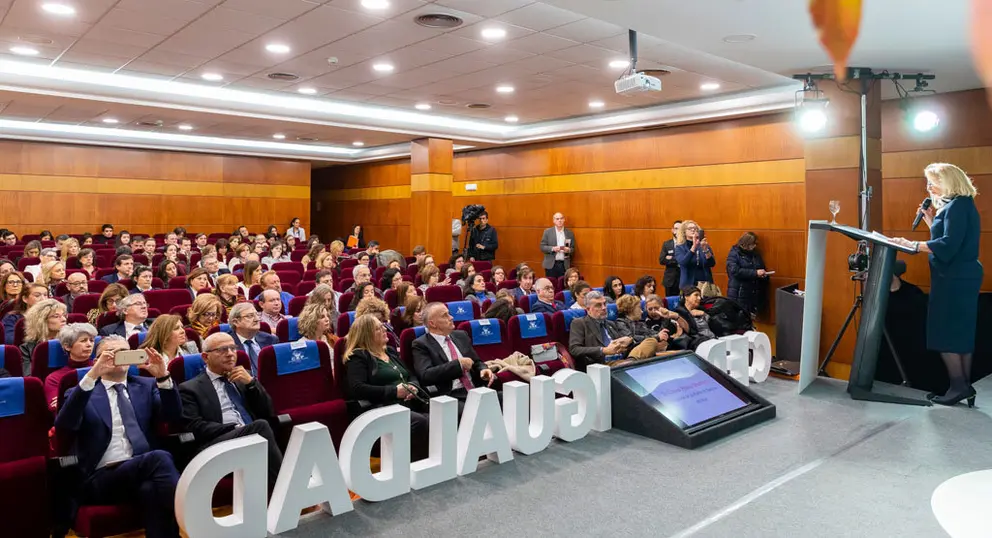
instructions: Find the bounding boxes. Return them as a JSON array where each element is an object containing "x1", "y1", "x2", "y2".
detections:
[{"x1": 624, "y1": 357, "x2": 748, "y2": 427}]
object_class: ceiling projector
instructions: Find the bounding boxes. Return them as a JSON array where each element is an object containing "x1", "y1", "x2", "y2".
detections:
[{"x1": 615, "y1": 72, "x2": 662, "y2": 95}]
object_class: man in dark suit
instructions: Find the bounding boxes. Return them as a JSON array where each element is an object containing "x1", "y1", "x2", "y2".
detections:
[
  {"x1": 529, "y1": 278, "x2": 565, "y2": 314},
  {"x1": 99, "y1": 293, "x2": 151, "y2": 338},
  {"x1": 412, "y1": 302, "x2": 495, "y2": 402},
  {"x1": 201, "y1": 254, "x2": 230, "y2": 287},
  {"x1": 660, "y1": 220, "x2": 682, "y2": 297},
  {"x1": 101, "y1": 254, "x2": 134, "y2": 284},
  {"x1": 179, "y1": 332, "x2": 283, "y2": 491},
  {"x1": 60, "y1": 271, "x2": 89, "y2": 313},
  {"x1": 224, "y1": 302, "x2": 278, "y2": 376},
  {"x1": 568, "y1": 291, "x2": 634, "y2": 369},
  {"x1": 539, "y1": 212, "x2": 576, "y2": 278},
  {"x1": 54, "y1": 336, "x2": 182, "y2": 538}
]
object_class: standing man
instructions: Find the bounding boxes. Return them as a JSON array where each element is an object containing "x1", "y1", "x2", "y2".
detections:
[
  {"x1": 539, "y1": 212, "x2": 576, "y2": 278},
  {"x1": 660, "y1": 220, "x2": 682, "y2": 297},
  {"x1": 467, "y1": 211, "x2": 498, "y2": 262}
]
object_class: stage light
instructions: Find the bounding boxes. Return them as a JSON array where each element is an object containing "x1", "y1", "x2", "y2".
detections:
[
  {"x1": 913, "y1": 110, "x2": 939, "y2": 132},
  {"x1": 795, "y1": 77, "x2": 828, "y2": 134},
  {"x1": 799, "y1": 108, "x2": 827, "y2": 133}
]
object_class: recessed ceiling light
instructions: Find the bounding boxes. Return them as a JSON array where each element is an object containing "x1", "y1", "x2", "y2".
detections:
[
  {"x1": 9, "y1": 46, "x2": 39, "y2": 56},
  {"x1": 273, "y1": 133, "x2": 286, "y2": 139},
  {"x1": 372, "y1": 63, "x2": 394, "y2": 73},
  {"x1": 177, "y1": 124, "x2": 193, "y2": 131},
  {"x1": 201, "y1": 72, "x2": 223, "y2": 81},
  {"x1": 722, "y1": 34, "x2": 756, "y2": 43},
  {"x1": 589, "y1": 100, "x2": 605, "y2": 109},
  {"x1": 101, "y1": 118, "x2": 119, "y2": 124},
  {"x1": 361, "y1": 0, "x2": 389, "y2": 9},
  {"x1": 265, "y1": 43, "x2": 291, "y2": 54},
  {"x1": 297, "y1": 87, "x2": 317, "y2": 95},
  {"x1": 504, "y1": 115, "x2": 519, "y2": 123},
  {"x1": 495, "y1": 85, "x2": 514, "y2": 94},
  {"x1": 352, "y1": 141, "x2": 365, "y2": 147},
  {"x1": 415, "y1": 103, "x2": 432, "y2": 110},
  {"x1": 700, "y1": 82, "x2": 721, "y2": 91},
  {"x1": 480, "y1": 27, "x2": 507, "y2": 40},
  {"x1": 608, "y1": 59, "x2": 629, "y2": 69},
  {"x1": 41, "y1": 3, "x2": 75, "y2": 16}
]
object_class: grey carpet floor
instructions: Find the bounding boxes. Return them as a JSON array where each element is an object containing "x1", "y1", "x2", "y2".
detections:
[{"x1": 278, "y1": 375, "x2": 992, "y2": 538}]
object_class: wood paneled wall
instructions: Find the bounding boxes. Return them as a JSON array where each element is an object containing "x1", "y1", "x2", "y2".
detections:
[
  {"x1": 880, "y1": 89, "x2": 992, "y2": 292},
  {"x1": 0, "y1": 141, "x2": 311, "y2": 236}
]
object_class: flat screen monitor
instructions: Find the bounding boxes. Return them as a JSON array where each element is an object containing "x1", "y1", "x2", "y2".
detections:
[{"x1": 612, "y1": 354, "x2": 761, "y2": 432}]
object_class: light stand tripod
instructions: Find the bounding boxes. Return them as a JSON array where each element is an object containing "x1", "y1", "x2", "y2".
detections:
[{"x1": 817, "y1": 274, "x2": 911, "y2": 386}]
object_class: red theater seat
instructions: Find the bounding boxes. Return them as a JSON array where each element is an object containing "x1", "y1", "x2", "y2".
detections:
[
  {"x1": 257, "y1": 342, "x2": 348, "y2": 447},
  {"x1": 272, "y1": 262, "x2": 302, "y2": 274},
  {"x1": 275, "y1": 271, "x2": 302, "y2": 286},
  {"x1": 296, "y1": 281, "x2": 316, "y2": 296},
  {"x1": 0, "y1": 345, "x2": 23, "y2": 377},
  {"x1": 144, "y1": 289, "x2": 195, "y2": 315},
  {"x1": 398, "y1": 326, "x2": 428, "y2": 372},
  {"x1": 70, "y1": 293, "x2": 101, "y2": 315},
  {"x1": 425, "y1": 285, "x2": 462, "y2": 303},
  {"x1": 335, "y1": 311, "x2": 357, "y2": 338},
  {"x1": 0, "y1": 377, "x2": 52, "y2": 538}
]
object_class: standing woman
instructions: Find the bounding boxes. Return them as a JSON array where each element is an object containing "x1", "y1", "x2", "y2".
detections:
[
  {"x1": 347, "y1": 225, "x2": 365, "y2": 249},
  {"x1": 726, "y1": 232, "x2": 769, "y2": 316},
  {"x1": 894, "y1": 163, "x2": 982, "y2": 407},
  {"x1": 674, "y1": 220, "x2": 716, "y2": 288}
]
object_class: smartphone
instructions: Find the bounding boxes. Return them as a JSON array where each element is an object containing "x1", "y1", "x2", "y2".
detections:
[
  {"x1": 114, "y1": 349, "x2": 148, "y2": 366},
  {"x1": 697, "y1": 229, "x2": 706, "y2": 241}
]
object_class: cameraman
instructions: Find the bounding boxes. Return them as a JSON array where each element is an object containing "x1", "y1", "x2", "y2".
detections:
[{"x1": 467, "y1": 211, "x2": 498, "y2": 261}]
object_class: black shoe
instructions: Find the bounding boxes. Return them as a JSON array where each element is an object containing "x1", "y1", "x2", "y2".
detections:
[
  {"x1": 932, "y1": 388, "x2": 977, "y2": 408},
  {"x1": 926, "y1": 392, "x2": 937, "y2": 401}
]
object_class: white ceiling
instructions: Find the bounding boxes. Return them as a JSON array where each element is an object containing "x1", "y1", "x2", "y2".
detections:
[{"x1": 0, "y1": 0, "x2": 977, "y2": 162}]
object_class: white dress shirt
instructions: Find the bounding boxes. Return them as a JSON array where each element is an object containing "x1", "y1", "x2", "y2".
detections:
[
  {"x1": 206, "y1": 369, "x2": 245, "y2": 427},
  {"x1": 124, "y1": 321, "x2": 146, "y2": 338},
  {"x1": 555, "y1": 228, "x2": 566, "y2": 261},
  {"x1": 430, "y1": 331, "x2": 464, "y2": 391},
  {"x1": 77, "y1": 375, "x2": 174, "y2": 469}
]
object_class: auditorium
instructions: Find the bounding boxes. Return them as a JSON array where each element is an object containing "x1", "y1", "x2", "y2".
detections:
[{"x1": 0, "y1": 1, "x2": 990, "y2": 537}]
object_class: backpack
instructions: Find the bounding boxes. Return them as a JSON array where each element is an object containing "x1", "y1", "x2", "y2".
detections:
[{"x1": 700, "y1": 296, "x2": 753, "y2": 336}]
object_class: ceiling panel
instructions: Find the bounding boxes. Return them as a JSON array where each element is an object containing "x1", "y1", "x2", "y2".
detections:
[{"x1": 495, "y1": 3, "x2": 584, "y2": 32}]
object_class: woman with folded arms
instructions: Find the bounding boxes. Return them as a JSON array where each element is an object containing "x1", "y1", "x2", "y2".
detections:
[
  {"x1": 139, "y1": 314, "x2": 199, "y2": 363},
  {"x1": 344, "y1": 314, "x2": 429, "y2": 459}
]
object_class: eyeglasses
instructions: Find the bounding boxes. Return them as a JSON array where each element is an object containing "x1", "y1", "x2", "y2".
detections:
[
  {"x1": 237, "y1": 313, "x2": 259, "y2": 321},
  {"x1": 130, "y1": 302, "x2": 148, "y2": 308},
  {"x1": 204, "y1": 345, "x2": 237, "y2": 354},
  {"x1": 201, "y1": 311, "x2": 220, "y2": 319},
  {"x1": 6, "y1": 280, "x2": 22, "y2": 286}
]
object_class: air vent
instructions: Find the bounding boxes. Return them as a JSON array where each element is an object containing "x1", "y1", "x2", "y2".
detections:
[
  {"x1": 136, "y1": 120, "x2": 164, "y2": 127},
  {"x1": 296, "y1": 136, "x2": 319, "y2": 142},
  {"x1": 415, "y1": 13, "x2": 464, "y2": 28},
  {"x1": 436, "y1": 99, "x2": 459, "y2": 106},
  {"x1": 18, "y1": 35, "x2": 54, "y2": 45},
  {"x1": 465, "y1": 103, "x2": 491, "y2": 109},
  {"x1": 267, "y1": 72, "x2": 300, "y2": 81}
]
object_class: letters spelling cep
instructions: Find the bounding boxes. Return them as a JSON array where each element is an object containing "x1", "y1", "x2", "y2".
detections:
[{"x1": 175, "y1": 364, "x2": 613, "y2": 538}]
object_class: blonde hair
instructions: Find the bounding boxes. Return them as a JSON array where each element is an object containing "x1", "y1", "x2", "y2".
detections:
[
  {"x1": 355, "y1": 296, "x2": 389, "y2": 322},
  {"x1": 139, "y1": 314, "x2": 185, "y2": 356},
  {"x1": 328, "y1": 240, "x2": 345, "y2": 259},
  {"x1": 39, "y1": 260, "x2": 65, "y2": 286},
  {"x1": 187, "y1": 294, "x2": 223, "y2": 326},
  {"x1": 343, "y1": 314, "x2": 384, "y2": 362},
  {"x1": 924, "y1": 163, "x2": 978, "y2": 210},
  {"x1": 215, "y1": 273, "x2": 239, "y2": 291},
  {"x1": 615, "y1": 294, "x2": 641, "y2": 319},
  {"x1": 675, "y1": 220, "x2": 699, "y2": 246},
  {"x1": 60, "y1": 238, "x2": 79, "y2": 263},
  {"x1": 25, "y1": 298, "x2": 66, "y2": 342},
  {"x1": 297, "y1": 302, "x2": 331, "y2": 341},
  {"x1": 315, "y1": 251, "x2": 335, "y2": 269}
]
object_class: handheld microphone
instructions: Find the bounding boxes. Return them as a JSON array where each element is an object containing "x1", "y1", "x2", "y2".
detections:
[{"x1": 912, "y1": 198, "x2": 932, "y2": 231}]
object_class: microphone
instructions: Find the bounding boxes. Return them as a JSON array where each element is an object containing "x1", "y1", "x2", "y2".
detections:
[{"x1": 912, "y1": 198, "x2": 932, "y2": 230}]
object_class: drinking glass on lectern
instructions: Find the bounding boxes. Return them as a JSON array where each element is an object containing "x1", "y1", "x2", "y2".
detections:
[{"x1": 828, "y1": 200, "x2": 840, "y2": 224}]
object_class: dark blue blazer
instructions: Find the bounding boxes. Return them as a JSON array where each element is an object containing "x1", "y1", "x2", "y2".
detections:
[
  {"x1": 54, "y1": 375, "x2": 182, "y2": 476},
  {"x1": 530, "y1": 299, "x2": 565, "y2": 314},
  {"x1": 101, "y1": 273, "x2": 123, "y2": 284},
  {"x1": 675, "y1": 243, "x2": 716, "y2": 288},
  {"x1": 224, "y1": 328, "x2": 278, "y2": 375},
  {"x1": 99, "y1": 319, "x2": 152, "y2": 338}
]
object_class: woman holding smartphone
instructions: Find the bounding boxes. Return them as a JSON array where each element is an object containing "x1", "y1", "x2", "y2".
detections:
[
  {"x1": 674, "y1": 220, "x2": 716, "y2": 288},
  {"x1": 726, "y1": 232, "x2": 771, "y2": 316}
]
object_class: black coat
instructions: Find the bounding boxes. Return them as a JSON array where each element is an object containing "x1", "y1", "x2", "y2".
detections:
[
  {"x1": 725, "y1": 246, "x2": 766, "y2": 314},
  {"x1": 467, "y1": 224, "x2": 498, "y2": 261},
  {"x1": 179, "y1": 371, "x2": 275, "y2": 445},
  {"x1": 659, "y1": 237, "x2": 680, "y2": 289},
  {"x1": 411, "y1": 331, "x2": 487, "y2": 397}
]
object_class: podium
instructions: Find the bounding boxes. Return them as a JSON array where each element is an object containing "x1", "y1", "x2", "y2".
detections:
[{"x1": 798, "y1": 221, "x2": 931, "y2": 405}]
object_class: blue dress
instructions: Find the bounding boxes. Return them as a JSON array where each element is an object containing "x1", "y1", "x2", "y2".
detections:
[
  {"x1": 926, "y1": 196, "x2": 983, "y2": 353},
  {"x1": 674, "y1": 243, "x2": 716, "y2": 288}
]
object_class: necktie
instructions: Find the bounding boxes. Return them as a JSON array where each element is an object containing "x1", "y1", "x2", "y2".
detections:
[
  {"x1": 111, "y1": 384, "x2": 150, "y2": 456},
  {"x1": 245, "y1": 339, "x2": 259, "y2": 376},
  {"x1": 445, "y1": 336, "x2": 474, "y2": 389},
  {"x1": 222, "y1": 379, "x2": 253, "y2": 426},
  {"x1": 601, "y1": 322, "x2": 612, "y2": 345}
]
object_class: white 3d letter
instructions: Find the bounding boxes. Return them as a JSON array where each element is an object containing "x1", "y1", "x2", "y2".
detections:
[
  {"x1": 552, "y1": 369, "x2": 597, "y2": 442},
  {"x1": 696, "y1": 339, "x2": 728, "y2": 371},
  {"x1": 176, "y1": 435, "x2": 267, "y2": 538},
  {"x1": 723, "y1": 334, "x2": 751, "y2": 386},
  {"x1": 503, "y1": 377, "x2": 554, "y2": 455},
  {"x1": 267, "y1": 423, "x2": 354, "y2": 534},
  {"x1": 586, "y1": 364, "x2": 612, "y2": 432},
  {"x1": 745, "y1": 331, "x2": 772, "y2": 383},
  {"x1": 339, "y1": 405, "x2": 411, "y2": 502},
  {"x1": 457, "y1": 387, "x2": 513, "y2": 475},
  {"x1": 411, "y1": 396, "x2": 458, "y2": 490}
]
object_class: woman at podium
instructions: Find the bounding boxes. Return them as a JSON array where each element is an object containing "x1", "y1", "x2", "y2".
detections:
[{"x1": 894, "y1": 163, "x2": 982, "y2": 408}]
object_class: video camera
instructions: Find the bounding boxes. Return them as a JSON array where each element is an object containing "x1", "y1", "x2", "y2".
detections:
[{"x1": 461, "y1": 204, "x2": 486, "y2": 223}]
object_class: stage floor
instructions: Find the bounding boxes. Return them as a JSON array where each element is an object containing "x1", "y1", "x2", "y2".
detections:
[{"x1": 281, "y1": 375, "x2": 992, "y2": 538}]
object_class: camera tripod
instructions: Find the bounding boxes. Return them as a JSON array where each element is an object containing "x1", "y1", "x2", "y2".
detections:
[{"x1": 817, "y1": 276, "x2": 911, "y2": 386}]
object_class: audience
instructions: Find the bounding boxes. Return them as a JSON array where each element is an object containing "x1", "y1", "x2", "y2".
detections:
[
  {"x1": 454, "y1": 262, "x2": 476, "y2": 288},
  {"x1": 26, "y1": 247, "x2": 57, "y2": 280},
  {"x1": 0, "y1": 259, "x2": 16, "y2": 279},
  {"x1": 674, "y1": 286, "x2": 717, "y2": 350},
  {"x1": 3, "y1": 282, "x2": 49, "y2": 344},
  {"x1": 381, "y1": 267, "x2": 404, "y2": 292},
  {"x1": 300, "y1": 243, "x2": 325, "y2": 268},
  {"x1": 93, "y1": 223, "x2": 116, "y2": 245},
  {"x1": 401, "y1": 296, "x2": 426, "y2": 329},
  {"x1": 102, "y1": 254, "x2": 134, "y2": 284},
  {"x1": 613, "y1": 295, "x2": 672, "y2": 357},
  {"x1": 156, "y1": 259, "x2": 179, "y2": 283},
  {"x1": 140, "y1": 314, "x2": 200, "y2": 362},
  {"x1": 463, "y1": 273, "x2": 496, "y2": 304},
  {"x1": 348, "y1": 282, "x2": 379, "y2": 311},
  {"x1": 563, "y1": 267, "x2": 581, "y2": 290},
  {"x1": 60, "y1": 237, "x2": 81, "y2": 263},
  {"x1": 131, "y1": 265, "x2": 156, "y2": 294},
  {"x1": 0, "y1": 270, "x2": 25, "y2": 308},
  {"x1": 185, "y1": 267, "x2": 212, "y2": 302},
  {"x1": 179, "y1": 332, "x2": 283, "y2": 493},
  {"x1": 188, "y1": 294, "x2": 224, "y2": 339},
  {"x1": 569, "y1": 281, "x2": 592, "y2": 311},
  {"x1": 100, "y1": 293, "x2": 151, "y2": 338},
  {"x1": 225, "y1": 302, "x2": 278, "y2": 375},
  {"x1": 260, "y1": 241, "x2": 290, "y2": 269},
  {"x1": 491, "y1": 265, "x2": 507, "y2": 287},
  {"x1": 644, "y1": 294, "x2": 686, "y2": 347},
  {"x1": 55, "y1": 336, "x2": 181, "y2": 538},
  {"x1": 412, "y1": 302, "x2": 495, "y2": 405},
  {"x1": 418, "y1": 264, "x2": 440, "y2": 293},
  {"x1": 258, "y1": 289, "x2": 286, "y2": 332},
  {"x1": 603, "y1": 275, "x2": 626, "y2": 304},
  {"x1": 45, "y1": 323, "x2": 97, "y2": 411},
  {"x1": 634, "y1": 275, "x2": 658, "y2": 301},
  {"x1": 257, "y1": 271, "x2": 293, "y2": 314},
  {"x1": 214, "y1": 274, "x2": 244, "y2": 315},
  {"x1": 20, "y1": 298, "x2": 68, "y2": 375},
  {"x1": 529, "y1": 277, "x2": 565, "y2": 314},
  {"x1": 239, "y1": 260, "x2": 262, "y2": 299},
  {"x1": 355, "y1": 297, "x2": 399, "y2": 349},
  {"x1": 674, "y1": 220, "x2": 716, "y2": 288},
  {"x1": 201, "y1": 254, "x2": 228, "y2": 286},
  {"x1": 88, "y1": 283, "x2": 128, "y2": 325},
  {"x1": 568, "y1": 291, "x2": 640, "y2": 367},
  {"x1": 726, "y1": 231, "x2": 769, "y2": 316},
  {"x1": 77, "y1": 248, "x2": 98, "y2": 278},
  {"x1": 344, "y1": 314, "x2": 429, "y2": 460},
  {"x1": 511, "y1": 267, "x2": 535, "y2": 300},
  {"x1": 297, "y1": 302, "x2": 335, "y2": 347},
  {"x1": 306, "y1": 283, "x2": 339, "y2": 334},
  {"x1": 484, "y1": 294, "x2": 517, "y2": 324},
  {"x1": 347, "y1": 224, "x2": 364, "y2": 249}
]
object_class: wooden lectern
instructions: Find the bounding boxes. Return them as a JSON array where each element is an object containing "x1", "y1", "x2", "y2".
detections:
[{"x1": 798, "y1": 221, "x2": 931, "y2": 406}]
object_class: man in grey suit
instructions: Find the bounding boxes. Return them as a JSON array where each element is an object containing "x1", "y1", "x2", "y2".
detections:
[{"x1": 539, "y1": 212, "x2": 576, "y2": 278}]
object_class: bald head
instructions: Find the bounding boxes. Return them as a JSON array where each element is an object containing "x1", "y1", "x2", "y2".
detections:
[
  {"x1": 260, "y1": 288, "x2": 282, "y2": 314},
  {"x1": 202, "y1": 332, "x2": 234, "y2": 352},
  {"x1": 423, "y1": 302, "x2": 454, "y2": 336},
  {"x1": 202, "y1": 332, "x2": 237, "y2": 374},
  {"x1": 536, "y1": 277, "x2": 554, "y2": 301}
]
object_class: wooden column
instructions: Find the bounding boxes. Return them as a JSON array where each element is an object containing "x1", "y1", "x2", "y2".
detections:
[
  {"x1": 804, "y1": 80, "x2": 882, "y2": 378},
  {"x1": 410, "y1": 138, "x2": 454, "y2": 257}
]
